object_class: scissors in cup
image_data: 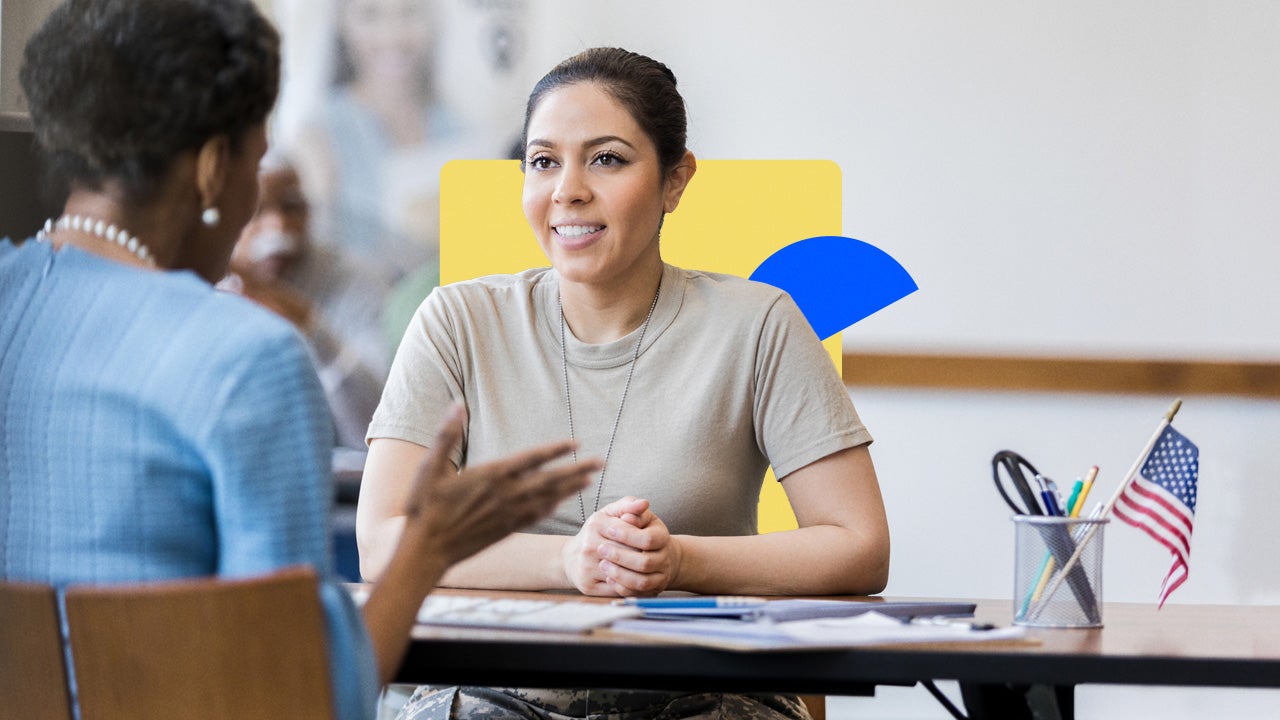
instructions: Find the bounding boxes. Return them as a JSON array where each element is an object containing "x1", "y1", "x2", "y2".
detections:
[
  {"x1": 992, "y1": 450, "x2": 1046, "y2": 515},
  {"x1": 992, "y1": 450, "x2": 1099, "y2": 623}
]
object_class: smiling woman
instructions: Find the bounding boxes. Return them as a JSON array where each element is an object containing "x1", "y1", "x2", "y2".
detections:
[
  {"x1": 359, "y1": 47, "x2": 889, "y2": 720},
  {"x1": 363, "y1": 47, "x2": 890, "y2": 712}
]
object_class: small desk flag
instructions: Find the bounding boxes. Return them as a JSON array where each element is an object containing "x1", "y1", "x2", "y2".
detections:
[{"x1": 1113, "y1": 425, "x2": 1200, "y2": 607}]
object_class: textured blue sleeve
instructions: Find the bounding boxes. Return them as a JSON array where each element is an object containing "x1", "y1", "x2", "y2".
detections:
[
  {"x1": 320, "y1": 581, "x2": 381, "y2": 720},
  {"x1": 199, "y1": 323, "x2": 378, "y2": 720}
]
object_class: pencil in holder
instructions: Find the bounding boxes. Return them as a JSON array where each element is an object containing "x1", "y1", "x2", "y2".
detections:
[{"x1": 1012, "y1": 515, "x2": 1108, "y2": 628}]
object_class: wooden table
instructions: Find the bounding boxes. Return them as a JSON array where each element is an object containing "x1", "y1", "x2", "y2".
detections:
[{"x1": 393, "y1": 591, "x2": 1280, "y2": 719}]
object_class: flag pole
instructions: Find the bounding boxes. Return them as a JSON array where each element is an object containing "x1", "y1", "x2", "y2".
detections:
[{"x1": 1027, "y1": 399, "x2": 1182, "y2": 621}]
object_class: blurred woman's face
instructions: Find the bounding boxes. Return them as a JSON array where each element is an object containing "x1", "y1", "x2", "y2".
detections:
[{"x1": 340, "y1": 0, "x2": 433, "y2": 85}]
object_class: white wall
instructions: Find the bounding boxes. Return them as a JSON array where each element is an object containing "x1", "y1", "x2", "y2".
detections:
[{"x1": 521, "y1": 0, "x2": 1280, "y2": 360}]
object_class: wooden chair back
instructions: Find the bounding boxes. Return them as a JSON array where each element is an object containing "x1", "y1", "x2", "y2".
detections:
[
  {"x1": 63, "y1": 566, "x2": 334, "y2": 720},
  {"x1": 0, "y1": 580, "x2": 72, "y2": 719}
]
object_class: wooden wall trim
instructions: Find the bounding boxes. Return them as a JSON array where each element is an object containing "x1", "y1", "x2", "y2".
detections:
[{"x1": 842, "y1": 352, "x2": 1280, "y2": 398}]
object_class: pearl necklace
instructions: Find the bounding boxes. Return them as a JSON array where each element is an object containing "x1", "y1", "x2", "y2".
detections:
[
  {"x1": 35, "y1": 214, "x2": 157, "y2": 267},
  {"x1": 560, "y1": 276, "x2": 662, "y2": 524}
]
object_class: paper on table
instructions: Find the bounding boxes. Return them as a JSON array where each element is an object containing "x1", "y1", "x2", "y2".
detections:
[
  {"x1": 781, "y1": 612, "x2": 1023, "y2": 644},
  {"x1": 610, "y1": 611, "x2": 1025, "y2": 651}
]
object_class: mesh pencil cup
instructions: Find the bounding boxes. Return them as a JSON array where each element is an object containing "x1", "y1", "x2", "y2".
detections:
[{"x1": 1012, "y1": 515, "x2": 1108, "y2": 628}]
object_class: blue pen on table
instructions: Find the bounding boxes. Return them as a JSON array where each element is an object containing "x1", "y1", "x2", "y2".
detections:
[{"x1": 615, "y1": 596, "x2": 766, "y2": 608}]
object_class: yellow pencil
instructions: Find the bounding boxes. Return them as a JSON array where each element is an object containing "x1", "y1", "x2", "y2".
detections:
[
  {"x1": 1072, "y1": 465, "x2": 1099, "y2": 518},
  {"x1": 1030, "y1": 557, "x2": 1056, "y2": 603}
]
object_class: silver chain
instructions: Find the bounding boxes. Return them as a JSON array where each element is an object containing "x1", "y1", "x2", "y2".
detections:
[{"x1": 560, "y1": 277, "x2": 662, "y2": 525}]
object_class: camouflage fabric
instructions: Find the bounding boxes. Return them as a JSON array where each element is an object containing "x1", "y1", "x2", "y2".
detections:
[{"x1": 395, "y1": 686, "x2": 812, "y2": 720}]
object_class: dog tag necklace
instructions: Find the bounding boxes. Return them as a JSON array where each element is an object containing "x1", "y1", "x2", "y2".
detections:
[{"x1": 559, "y1": 278, "x2": 661, "y2": 524}]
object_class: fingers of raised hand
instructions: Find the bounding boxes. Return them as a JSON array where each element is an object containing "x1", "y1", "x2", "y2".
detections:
[
  {"x1": 486, "y1": 439, "x2": 584, "y2": 482},
  {"x1": 405, "y1": 406, "x2": 467, "y2": 515},
  {"x1": 429, "y1": 404, "x2": 466, "y2": 459},
  {"x1": 507, "y1": 457, "x2": 595, "y2": 504}
]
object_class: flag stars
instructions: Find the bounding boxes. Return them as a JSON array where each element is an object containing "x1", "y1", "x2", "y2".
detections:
[{"x1": 1116, "y1": 423, "x2": 1200, "y2": 607}]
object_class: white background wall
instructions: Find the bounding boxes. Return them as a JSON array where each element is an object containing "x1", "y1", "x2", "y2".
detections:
[
  {"x1": 514, "y1": 0, "x2": 1280, "y2": 361},
  {"x1": 6, "y1": 1, "x2": 1280, "y2": 717}
]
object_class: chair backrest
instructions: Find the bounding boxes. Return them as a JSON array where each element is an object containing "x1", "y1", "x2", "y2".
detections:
[
  {"x1": 0, "y1": 580, "x2": 72, "y2": 720},
  {"x1": 439, "y1": 159, "x2": 843, "y2": 533},
  {"x1": 63, "y1": 566, "x2": 334, "y2": 720}
]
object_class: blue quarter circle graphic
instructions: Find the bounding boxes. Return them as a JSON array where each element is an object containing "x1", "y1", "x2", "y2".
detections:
[{"x1": 749, "y1": 235, "x2": 918, "y2": 340}]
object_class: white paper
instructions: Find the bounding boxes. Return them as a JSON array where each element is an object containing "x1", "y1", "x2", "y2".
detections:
[{"x1": 610, "y1": 611, "x2": 1025, "y2": 650}]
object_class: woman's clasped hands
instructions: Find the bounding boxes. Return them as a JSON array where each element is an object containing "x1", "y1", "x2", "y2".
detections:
[{"x1": 562, "y1": 496, "x2": 684, "y2": 596}]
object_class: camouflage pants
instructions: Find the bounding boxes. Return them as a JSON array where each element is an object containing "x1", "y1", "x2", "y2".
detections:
[{"x1": 395, "y1": 686, "x2": 812, "y2": 720}]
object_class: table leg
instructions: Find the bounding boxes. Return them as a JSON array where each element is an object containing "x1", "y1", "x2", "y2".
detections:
[{"x1": 959, "y1": 682, "x2": 1074, "y2": 720}]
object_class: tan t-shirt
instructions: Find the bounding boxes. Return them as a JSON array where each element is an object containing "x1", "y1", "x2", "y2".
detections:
[{"x1": 369, "y1": 263, "x2": 872, "y2": 537}]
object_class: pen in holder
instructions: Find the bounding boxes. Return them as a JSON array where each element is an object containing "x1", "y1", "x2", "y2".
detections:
[{"x1": 1012, "y1": 515, "x2": 1108, "y2": 628}]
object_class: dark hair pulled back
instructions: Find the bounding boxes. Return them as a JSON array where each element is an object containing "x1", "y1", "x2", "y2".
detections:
[
  {"x1": 20, "y1": 0, "x2": 280, "y2": 202},
  {"x1": 521, "y1": 47, "x2": 688, "y2": 173}
]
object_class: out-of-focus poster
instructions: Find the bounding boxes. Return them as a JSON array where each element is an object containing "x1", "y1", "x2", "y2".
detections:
[{"x1": 269, "y1": 0, "x2": 528, "y2": 346}]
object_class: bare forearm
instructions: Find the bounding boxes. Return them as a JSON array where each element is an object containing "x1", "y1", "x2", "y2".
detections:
[
  {"x1": 360, "y1": 531, "x2": 450, "y2": 685},
  {"x1": 357, "y1": 516, "x2": 405, "y2": 583},
  {"x1": 438, "y1": 532, "x2": 573, "y2": 591},
  {"x1": 673, "y1": 525, "x2": 889, "y2": 596}
]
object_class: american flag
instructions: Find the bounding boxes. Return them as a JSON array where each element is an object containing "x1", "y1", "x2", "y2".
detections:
[{"x1": 1113, "y1": 425, "x2": 1200, "y2": 608}]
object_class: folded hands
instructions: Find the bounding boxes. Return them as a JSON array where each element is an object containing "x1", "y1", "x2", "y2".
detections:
[{"x1": 562, "y1": 496, "x2": 684, "y2": 597}]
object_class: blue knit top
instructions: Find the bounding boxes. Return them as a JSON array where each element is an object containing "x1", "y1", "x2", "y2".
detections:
[{"x1": 0, "y1": 238, "x2": 377, "y2": 719}]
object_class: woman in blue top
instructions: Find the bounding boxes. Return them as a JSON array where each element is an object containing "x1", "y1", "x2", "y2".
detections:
[{"x1": 0, "y1": 1, "x2": 598, "y2": 718}]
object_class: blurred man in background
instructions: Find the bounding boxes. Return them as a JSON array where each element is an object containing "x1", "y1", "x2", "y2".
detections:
[{"x1": 223, "y1": 155, "x2": 393, "y2": 450}]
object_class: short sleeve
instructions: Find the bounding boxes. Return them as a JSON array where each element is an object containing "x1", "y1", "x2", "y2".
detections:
[
  {"x1": 752, "y1": 294, "x2": 872, "y2": 480},
  {"x1": 368, "y1": 287, "x2": 467, "y2": 468}
]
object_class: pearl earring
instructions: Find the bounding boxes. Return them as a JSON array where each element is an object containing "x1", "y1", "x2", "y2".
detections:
[{"x1": 201, "y1": 207, "x2": 221, "y2": 227}]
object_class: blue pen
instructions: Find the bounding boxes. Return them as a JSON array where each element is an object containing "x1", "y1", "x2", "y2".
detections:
[
  {"x1": 1034, "y1": 475, "x2": 1062, "y2": 516},
  {"x1": 1047, "y1": 477, "x2": 1066, "y2": 512},
  {"x1": 618, "y1": 596, "x2": 766, "y2": 608}
]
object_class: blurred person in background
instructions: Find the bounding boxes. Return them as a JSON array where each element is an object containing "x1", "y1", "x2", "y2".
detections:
[
  {"x1": 283, "y1": 0, "x2": 502, "y2": 357},
  {"x1": 223, "y1": 155, "x2": 391, "y2": 450},
  {"x1": 289, "y1": 0, "x2": 471, "y2": 273}
]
